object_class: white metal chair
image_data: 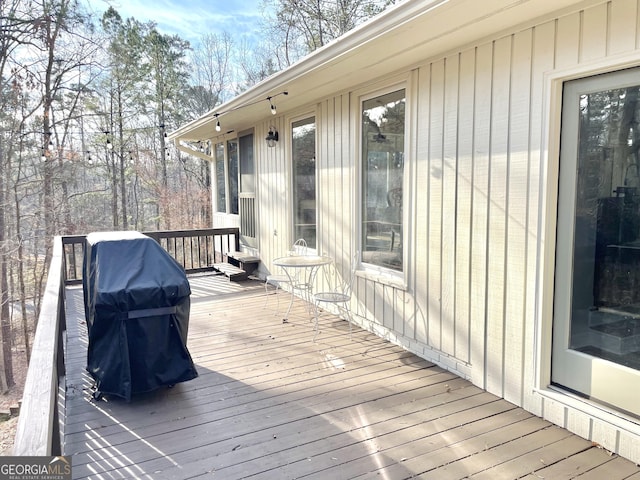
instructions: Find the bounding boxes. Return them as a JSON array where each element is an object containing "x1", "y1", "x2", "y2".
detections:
[
  {"x1": 312, "y1": 251, "x2": 359, "y2": 341},
  {"x1": 264, "y1": 239, "x2": 308, "y2": 315},
  {"x1": 291, "y1": 238, "x2": 308, "y2": 255}
]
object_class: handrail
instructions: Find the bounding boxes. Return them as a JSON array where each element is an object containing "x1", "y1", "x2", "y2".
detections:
[
  {"x1": 13, "y1": 236, "x2": 65, "y2": 456},
  {"x1": 13, "y1": 227, "x2": 246, "y2": 456}
]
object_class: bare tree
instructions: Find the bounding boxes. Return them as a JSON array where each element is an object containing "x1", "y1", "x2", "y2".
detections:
[
  {"x1": 187, "y1": 31, "x2": 234, "y2": 116},
  {"x1": 258, "y1": 0, "x2": 397, "y2": 68},
  {"x1": 0, "y1": 0, "x2": 44, "y2": 391},
  {"x1": 0, "y1": 0, "x2": 101, "y2": 388}
]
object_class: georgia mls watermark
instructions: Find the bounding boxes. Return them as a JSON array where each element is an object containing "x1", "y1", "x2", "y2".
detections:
[{"x1": 0, "y1": 456, "x2": 72, "y2": 480}]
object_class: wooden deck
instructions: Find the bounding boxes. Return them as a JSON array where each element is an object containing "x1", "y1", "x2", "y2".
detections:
[{"x1": 62, "y1": 274, "x2": 640, "y2": 479}]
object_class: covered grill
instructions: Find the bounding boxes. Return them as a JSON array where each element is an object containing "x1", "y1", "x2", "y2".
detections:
[{"x1": 82, "y1": 231, "x2": 197, "y2": 401}]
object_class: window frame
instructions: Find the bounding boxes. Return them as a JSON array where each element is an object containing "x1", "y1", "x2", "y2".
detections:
[
  {"x1": 290, "y1": 115, "x2": 317, "y2": 250},
  {"x1": 213, "y1": 142, "x2": 227, "y2": 214},
  {"x1": 536, "y1": 54, "x2": 640, "y2": 407},
  {"x1": 226, "y1": 137, "x2": 239, "y2": 215},
  {"x1": 355, "y1": 78, "x2": 413, "y2": 288}
]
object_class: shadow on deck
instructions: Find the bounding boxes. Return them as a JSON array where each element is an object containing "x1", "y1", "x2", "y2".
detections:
[{"x1": 62, "y1": 274, "x2": 640, "y2": 479}]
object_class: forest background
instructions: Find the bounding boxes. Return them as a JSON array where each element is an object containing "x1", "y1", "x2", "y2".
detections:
[{"x1": 0, "y1": 0, "x2": 398, "y2": 410}]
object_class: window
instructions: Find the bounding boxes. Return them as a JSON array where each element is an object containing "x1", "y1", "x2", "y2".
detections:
[
  {"x1": 361, "y1": 89, "x2": 405, "y2": 271},
  {"x1": 227, "y1": 138, "x2": 239, "y2": 215},
  {"x1": 238, "y1": 132, "x2": 257, "y2": 246},
  {"x1": 239, "y1": 133, "x2": 255, "y2": 194},
  {"x1": 214, "y1": 142, "x2": 226, "y2": 213},
  {"x1": 292, "y1": 117, "x2": 316, "y2": 248}
]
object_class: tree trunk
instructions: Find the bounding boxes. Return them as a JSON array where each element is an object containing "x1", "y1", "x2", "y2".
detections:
[
  {"x1": 0, "y1": 139, "x2": 13, "y2": 391},
  {"x1": 117, "y1": 90, "x2": 128, "y2": 230}
]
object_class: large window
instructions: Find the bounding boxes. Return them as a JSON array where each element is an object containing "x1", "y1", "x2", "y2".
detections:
[
  {"x1": 361, "y1": 89, "x2": 405, "y2": 271},
  {"x1": 214, "y1": 142, "x2": 226, "y2": 213},
  {"x1": 292, "y1": 117, "x2": 316, "y2": 248}
]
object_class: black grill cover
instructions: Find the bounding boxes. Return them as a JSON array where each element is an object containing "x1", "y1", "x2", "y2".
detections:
[{"x1": 83, "y1": 231, "x2": 197, "y2": 401}]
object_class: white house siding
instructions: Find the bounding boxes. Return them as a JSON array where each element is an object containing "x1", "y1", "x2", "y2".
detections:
[
  {"x1": 256, "y1": 116, "x2": 287, "y2": 261},
  {"x1": 254, "y1": 0, "x2": 640, "y2": 462}
]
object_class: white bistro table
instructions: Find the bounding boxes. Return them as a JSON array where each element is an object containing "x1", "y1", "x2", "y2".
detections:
[{"x1": 272, "y1": 254, "x2": 332, "y2": 322}]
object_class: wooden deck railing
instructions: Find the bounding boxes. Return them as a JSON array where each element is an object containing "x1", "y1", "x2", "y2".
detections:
[
  {"x1": 13, "y1": 228, "x2": 242, "y2": 455},
  {"x1": 13, "y1": 236, "x2": 66, "y2": 456},
  {"x1": 63, "y1": 228, "x2": 241, "y2": 284}
]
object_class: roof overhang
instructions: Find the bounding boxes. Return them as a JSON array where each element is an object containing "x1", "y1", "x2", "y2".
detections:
[{"x1": 170, "y1": 0, "x2": 588, "y2": 144}]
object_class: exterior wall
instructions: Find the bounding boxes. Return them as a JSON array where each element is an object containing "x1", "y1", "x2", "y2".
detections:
[
  {"x1": 256, "y1": 116, "x2": 290, "y2": 264},
  {"x1": 255, "y1": 0, "x2": 640, "y2": 462}
]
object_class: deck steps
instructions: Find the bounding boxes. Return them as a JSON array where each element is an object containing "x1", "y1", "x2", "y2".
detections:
[
  {"x1": 213, "y1": 262, "x2": 249, "y2": 281},
  {"x1": 213, "y1": 251, "x2": 260, "y2": 281}
]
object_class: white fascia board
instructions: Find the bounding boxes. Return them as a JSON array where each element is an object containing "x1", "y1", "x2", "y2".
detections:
[{"x1": 170, "y1": 0, "x2": 585, "y2": 142}]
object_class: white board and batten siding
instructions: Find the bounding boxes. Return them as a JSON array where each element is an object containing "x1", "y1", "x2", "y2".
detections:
[{"x1": 253, "y1": 0, "x2": 640, "y2": 463}]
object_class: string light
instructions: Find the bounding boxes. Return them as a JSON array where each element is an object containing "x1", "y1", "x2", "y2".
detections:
[
  {"x1": 213, "y1": 114, "x2": 221, "y2": 132},
  {"x1": 210, "y1": 91, "x2": 288, "y2": 132},
  {"x1": 103, "y1": 130, "x2": 113, "y2": 150}
]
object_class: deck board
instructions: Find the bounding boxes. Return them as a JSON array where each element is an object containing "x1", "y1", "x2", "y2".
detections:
[{"x1": 62, "y1": 275, "x2": 640, "y2": 479}]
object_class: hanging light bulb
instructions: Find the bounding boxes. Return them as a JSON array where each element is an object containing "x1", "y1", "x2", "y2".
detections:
[
  {"x1": 216, "y1": 120, "x2": 221, "y2": 132},
  {"x1": 267, "y1": 97, "x2": 277, "y2": 115},
  {"x1": 104, "y1": 131, "x2": 112, "y2": 150}
]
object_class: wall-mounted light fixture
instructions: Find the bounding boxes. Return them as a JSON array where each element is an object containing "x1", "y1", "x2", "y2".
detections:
[{"x1": 265, "y1": 126, "x2": 279, "y2": 147}]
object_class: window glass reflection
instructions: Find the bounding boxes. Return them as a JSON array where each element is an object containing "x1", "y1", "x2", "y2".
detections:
[
  {"x1": 361, "y1": 89, "x2": 405, "y2": 271},
  {"x1": 215, "y1": 143, "x2": 226, "y2": 213},
  {"x1": 571, "y1": 82, "x2": 640, "y2": 371},
  {"x1": 292, "y1": 117, "x2": 316, "y2": 248},
  {"x1": 227, "y1": 139, "x2": 238, "y2": 215}
]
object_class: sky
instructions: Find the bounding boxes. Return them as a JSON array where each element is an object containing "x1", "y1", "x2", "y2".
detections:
[{"x1": 84, "y1": 0, "x2": 264, "y2": 47}]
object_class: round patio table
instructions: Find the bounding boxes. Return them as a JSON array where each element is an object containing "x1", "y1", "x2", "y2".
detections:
[{"x1": 272, "y1": 254, "x2": 333, "y2": 322}]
